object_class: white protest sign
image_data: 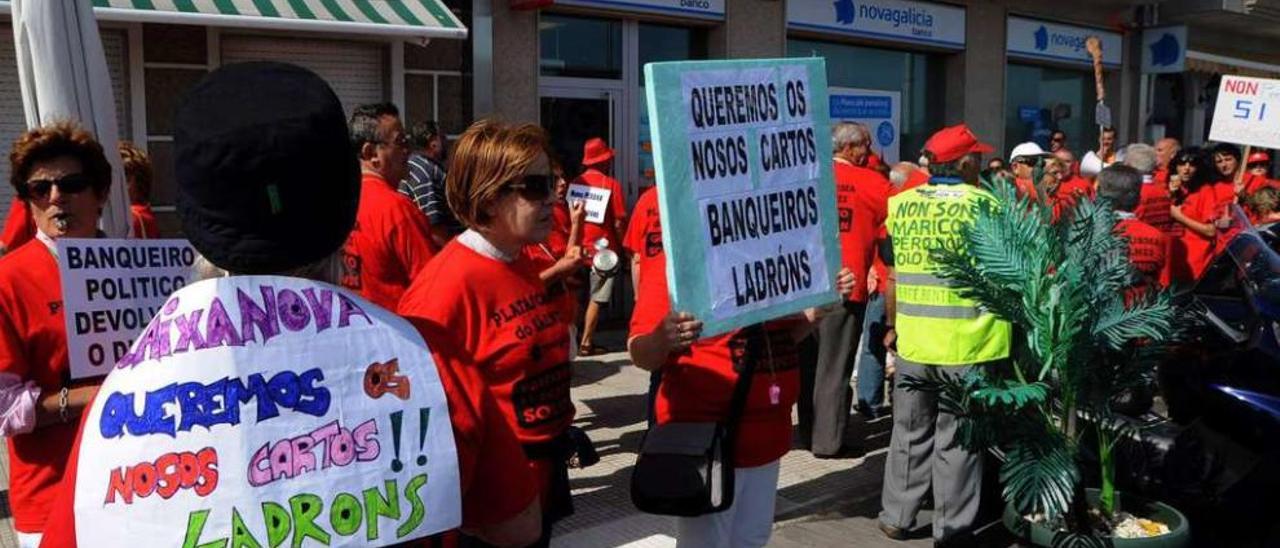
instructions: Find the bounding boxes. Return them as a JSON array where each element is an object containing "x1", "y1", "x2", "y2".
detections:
[
  {"x1": 1209, "y1": 75, "x2": 1280, "y2": 149},
  {"x1": 567, "y1": 183, "x2": 612, "y2": 224},
  {"x1": 57, "y1": 238, "x2": 196, "y2": 379},
  {"x1": 75, "y1": 276, "x2": 460, "y2": 547}
]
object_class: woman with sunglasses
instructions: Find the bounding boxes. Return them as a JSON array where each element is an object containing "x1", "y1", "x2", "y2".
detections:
[
  {"x1": 0, "y1": 123, "x2": 109, "y2": 547},
  {"x1": 1171, "y1": 148, "x2": 1236, "y2": 282},
  {"x1": 399, "y1": 120, "x2": 576, "y2": 547}
]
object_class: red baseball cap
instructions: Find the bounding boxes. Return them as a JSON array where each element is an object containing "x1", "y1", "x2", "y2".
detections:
[
  {"x1": 582, "y1": 137, "x2": 615, "y2": 166},
  {"x1": 1247, "y1": 150, "x2": 1271, "y2": 165},
  {"x1": 923, "y1": 124, "x2": 994, "y2": 163}
]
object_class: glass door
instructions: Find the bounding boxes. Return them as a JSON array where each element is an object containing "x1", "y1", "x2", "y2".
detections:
[{"x1": 539, "y1": 87, "x2": 621, "y2": 179}]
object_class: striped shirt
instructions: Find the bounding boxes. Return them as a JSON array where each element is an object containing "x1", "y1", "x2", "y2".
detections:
[{"x1": 399, "y1": 153, "x2": 463, "y2": 237}]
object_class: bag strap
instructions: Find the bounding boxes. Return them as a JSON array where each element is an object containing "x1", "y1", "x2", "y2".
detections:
[{"x1": 724, "y1": 325, "x2": 763, "y2": 442}]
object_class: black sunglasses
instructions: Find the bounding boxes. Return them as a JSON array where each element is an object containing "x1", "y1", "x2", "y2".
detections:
[
  {"x1": 24, "y1": 173, "x2": 93, "y2": 200},
  {"x1": 506, "y1": 174, "x2": 554, "y2": 202}
]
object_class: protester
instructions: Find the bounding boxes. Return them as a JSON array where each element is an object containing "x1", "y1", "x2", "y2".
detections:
[
  {"x1": 1246, "y1": 186, "x2": 1280, "y2": 229},
  {"x1": 629, "y1": 237, "x2": 854, "y2": 548},
  {"x1": 573, "y1": 137, "x2": 628, "y2": 356},
  {"x1": 878, "y1": 124, "x2": 1010, "y2": 545},
  {"x1": 1212, "y1": 142, "x2": 1246, "y2": 195},
  {"x1": 1154, "y1": 137, "x2": 1181, "y2": 185},
  {"x1": 524, "y1": 169, "x2": 587, "y2": 350},
  {"x1": 623, "y1": 185, "x2": 662, "y2": 293},
  {"x1": 1009, "y1": 141, "x2": 1049, "y2": 199},
  {"x1": 986, "y1": 158, "x2": 1005, "y2": 173},
  {"x1": 400, "y1": 120, "x2": 463, "y2": 248},
  {"x1": 1095, "y1": 126, "x2": 1118, "y2": 166},
  {"x1": 1243, "y1": 150, "x2": 1279, "y2": 196},
  {"x1": 1124, "y1": 143, "x2": 1174, "y2": 235},
  {"x1": 1049, "y1": 129, "x2": 1068, "y2": 153},
  {"x1": 1171, "y1": 147, "x2": 1235, "y2": 282},
  {"x1": 0, "y1": 197, "x2": 35, "y2": 256},
  {"x1": 1052, "y1": 149, "x2": 1094, "y2": 209},
  {"x1": 0, "y1": 123, "x2": 111, "y2": 547},
  {"x1": 399, "y1": 120, "x2": 577, "y2": 547},
  {"x1": 117, "y1": 141, "x2": 158, "y2": 239},
  {"x1": 798, "y1": 122, "x2": 890, "y2": 457},
  {"x1": 36, "y1": 62, "x2": 541, "y2": 548},
  {"x1": 1098, "y1": 164, "x2": 1171, "y2": 296},
  {"x1": 339, "y1": 102, "x2": 437, "y2": 311}
]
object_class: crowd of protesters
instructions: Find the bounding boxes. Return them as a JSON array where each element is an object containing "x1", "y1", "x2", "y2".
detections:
[{"x1": 0, "y1": 60, "x2": 1276, "y2": 548}]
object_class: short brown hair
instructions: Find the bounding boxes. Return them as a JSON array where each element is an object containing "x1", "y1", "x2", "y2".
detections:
[
  {"x1": 1247, "y1": 186, "x2": 1280, "y2": 217},
  {"x1": 119, "y1": 141, "x2": 152, "y2": 205},
  {"x1": 9, "y1": 122, "x2": 112, "y2": 200},
  {"x1": 446, "y1": 120, "x2": 550, "y2": 228}
]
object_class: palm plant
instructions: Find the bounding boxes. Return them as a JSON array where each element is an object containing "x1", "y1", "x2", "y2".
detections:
[{"x1": 900, "y1": 172, "x2": 1180, "y2": 541}]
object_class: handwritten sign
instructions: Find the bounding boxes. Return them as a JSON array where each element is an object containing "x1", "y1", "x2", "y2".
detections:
[
  {"x1": 1209, "y1": 75, "x2": 1280, "y2": 149},
  {"x1": 57, "y1": 238, "x2": 196, "y2": 379},
  {"x1": 567, "y1": 183, "x2": 612, "y2": 224},
  {"x1": 74, "y1": 276, "x2": 461, "y2": 547},
  {"x1": 644, "y1": 58, "x2": 841, "y2": 336}
]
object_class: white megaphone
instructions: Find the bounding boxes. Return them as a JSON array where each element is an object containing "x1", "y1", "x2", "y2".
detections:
[{"x1": 591, "y1": 238, "x2": 619, "y2": 278}]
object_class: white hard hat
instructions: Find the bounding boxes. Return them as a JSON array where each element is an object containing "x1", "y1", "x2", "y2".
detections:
[
  {"x1": 1009, "y1": 142, "x2": 1048, "y2": 162},
  {"x1": 1080, "y1": 151, "x2": 1104, "y2": 178}
]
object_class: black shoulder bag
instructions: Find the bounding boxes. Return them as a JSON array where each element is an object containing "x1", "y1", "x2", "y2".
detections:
[{"x1": 629, "y1": 352, "x2": 756, "y2": 517}]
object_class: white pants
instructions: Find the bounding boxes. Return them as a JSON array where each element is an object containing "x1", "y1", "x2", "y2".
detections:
[
  {"x1": 676, "y1": 460, "x2": 780, "y2": 548},
  {"x1": 16, "y1": 531, "x2": 42, "y2": 548}
]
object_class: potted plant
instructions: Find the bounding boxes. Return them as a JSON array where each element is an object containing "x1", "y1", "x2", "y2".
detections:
[{"x1": 900, "y1": 175, "x2": 1191, "y2": 547}]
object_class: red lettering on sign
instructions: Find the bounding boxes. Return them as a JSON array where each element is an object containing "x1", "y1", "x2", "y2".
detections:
[
  {"x1": 1226, "y1": 79, "x2": 1259, "y2": 96},
  {"x1": 105, "y1": 447, "x2": 219, "y2": 504}
]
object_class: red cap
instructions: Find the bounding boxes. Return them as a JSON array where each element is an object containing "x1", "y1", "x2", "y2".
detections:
[
  {"x1": 923, "y1": 124, "x2": 994, "y2": 163},
  {"x1": 582, "y1": 137, "x2": 615, "y2": 166},
  {"x1": 1247, "y1": 150, "x2": 1271, "y2": 165}
]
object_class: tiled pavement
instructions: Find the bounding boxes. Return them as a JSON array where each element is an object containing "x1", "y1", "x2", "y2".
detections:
[{"x1": 0, "y1": 330, "x2": 989, "y2": 547}]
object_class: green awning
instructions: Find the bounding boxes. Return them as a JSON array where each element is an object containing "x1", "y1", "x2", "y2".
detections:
[{"x1": 86, "y1": 0, "x2": 466, "y2": 41}]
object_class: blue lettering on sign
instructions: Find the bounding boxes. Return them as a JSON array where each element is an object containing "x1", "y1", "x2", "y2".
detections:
[
  {"x1": 831, "y1": 95, "x2": 892, "y2": 119},
  {"x1": 1234, "y1": 99, "x2": 1269, "y2": 122},
  {"x1": 832, "y1": 0, "x2": 935, "y2": 29},
  {"x1": 99, "y1": 367, "x2": 332, "y2": 438},
  {"x1": 1034, "y1": 25, "x2": 1088, "y2": 53},
  {"x1": 876, "y1": 121, "x2": 895, "y2": 147}
]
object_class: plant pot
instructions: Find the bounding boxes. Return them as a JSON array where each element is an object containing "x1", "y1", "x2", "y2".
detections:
[{"x1": 1002, "y1": 488, "x2": 1191, "y2": 547}]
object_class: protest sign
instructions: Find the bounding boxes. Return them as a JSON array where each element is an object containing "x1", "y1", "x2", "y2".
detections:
[
  {"x1": 74, "y1": 276, "x2": 461, "y2": 547},
  {"x1": 568, "y1": 183, "x2": 612, "y2": 224},
  {"x1": 57, "y1": 238, "x2": 196, "y2": 379},
  {"x1": 830, "y1": 87, "x2": 902, "y2": 164},
  {"x1": 644, "y1": 58, "x2": 841, "y2": 336},
  {"x1": 1209, "y1": 75, "x2": 1280, "y2": 150}
]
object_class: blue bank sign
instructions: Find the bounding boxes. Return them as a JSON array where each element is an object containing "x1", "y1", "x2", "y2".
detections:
[
  {"x1": 1006, "y1": 16, "x2": 1123, "y2": 68},
  {"x1": 787, "y1": 0, "x2": 966, "y2": 49}
]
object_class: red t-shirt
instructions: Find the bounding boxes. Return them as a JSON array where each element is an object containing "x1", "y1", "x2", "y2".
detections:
[
  {"x1": 35, "y1": 319, "x2": 538, "y2": 547},
  {"x1": 1243, "y1": 173, "x2": 1279, "y2": 196},
  {"x1": 1013, "y1": 177, "x2": 1039, "y2": 201},
  {"x1": 1050, "y1": 176, "x2": 1095, "y2": 221},
  {"x1": 902, "y1": 169, "x2": 930, "y2": 193},
  {"x1": 1117, "y1": 216, "x2": 1171, "y2": 299},
  {"x1": 546, "y1": 201, "x2": 573, "y2": 257},
  {"x1": 1134, "y1": 176, "x2": 1174, "y2": 235},
  {"x1": 341, "y1": 173, "x2": 437, "y2": 311},
  {"x1": 1174, "y1": 181, "x2": 1236, "y2": 282},
  {"x1": 399, "y1": 239, "x2": 574, "y2": 444},
  {"x1": 623, "y1": 186, "x2": 663, "y2": 287},
  {"x1": 834, "y1": 161, "x2": 890, "y2": 303},
  {"x1": 129, "y1": 204, "x2": 159, "y2": 239},
  {"x1": 630, "y1": 257, "x2": 800, "y2": 468},
  {"x1": 0, "y1": 241, "x2": 78, "y2": 534},
  {"x1": 573, "y1": 168, "x2": 627, "y2": 253},
  {"x1": 1, "y1": 197, "x2": 35, "y2": 252}
]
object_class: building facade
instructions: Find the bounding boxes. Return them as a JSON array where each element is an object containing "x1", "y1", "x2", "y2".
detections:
[{"x1": 1, "y1": 0, "x2": 1277, "y2": 231}]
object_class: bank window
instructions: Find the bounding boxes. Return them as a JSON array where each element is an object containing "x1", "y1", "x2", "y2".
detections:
[
  {"x1": 638, "y1": 24, "x2": 708, "y2": 83},
  {"x1": 540, "y1": 15, "x2": 622, "y2": 79},
  {"x1": 1004, "y1": 64, "x2": 1097, "y2": 156},
  {"x1": 787, "y1": 39, "x2": 944, "y2": 162}
]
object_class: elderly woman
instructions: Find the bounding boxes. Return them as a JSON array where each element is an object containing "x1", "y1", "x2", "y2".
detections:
[
  {"x1": 0, "y1": 123, "x2": 109, "y2": 547},
  {"x1": 399, "y1": 120, "x2": 576, "y2": 546}
]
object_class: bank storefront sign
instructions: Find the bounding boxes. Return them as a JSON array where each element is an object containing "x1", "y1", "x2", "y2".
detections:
[
  {"x1": 1006, "y1": 16, "x2": 1122, "y2": 68},
  {"x1": 787, "y1": 0, "x2": 966, "y2": 49},
  {"x1": 554, "y1": 0, "x2": 724, "y2": 19}
]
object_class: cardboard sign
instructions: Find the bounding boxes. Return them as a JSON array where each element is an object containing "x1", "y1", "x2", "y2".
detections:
[
  {"x1": 1209, "y1": 75, "x2": 1280, "y2": 150},
  {"x1": 644, "y1": 58, "x2": 841, "y2": 336},
  {"x1": 57, "y1": 238, "x2": 196, "y2": 379},
  {"x1": 567, "y1": 183, "x2": 612, "y2": 224},
  {"x1": 829, "y1": 87, "x2": 902, "y2": 164},
  {"x1": 74, "y1": 276, "x2": 461, "y2": 547}
]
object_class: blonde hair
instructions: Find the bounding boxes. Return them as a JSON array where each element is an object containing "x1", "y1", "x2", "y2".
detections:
[{"x1": 445, "y1": 120, "x2": 550, "y2": 228}]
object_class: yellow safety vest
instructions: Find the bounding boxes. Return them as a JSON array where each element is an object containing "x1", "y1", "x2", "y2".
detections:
[{"x1": 886, "y1": 182, "x2": 1011, "y2": 366}]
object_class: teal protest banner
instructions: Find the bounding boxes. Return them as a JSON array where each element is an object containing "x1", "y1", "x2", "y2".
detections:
[{"x1": 645, "y1": 58, "x2": 841, "y2": 336}]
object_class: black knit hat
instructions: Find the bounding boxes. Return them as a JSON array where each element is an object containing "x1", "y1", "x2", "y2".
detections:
[{"x1": 174, "y1": 62, "x2": 359, "y2": 274}]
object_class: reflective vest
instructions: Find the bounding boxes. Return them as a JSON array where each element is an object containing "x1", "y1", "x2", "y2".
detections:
[{"x1": 887, "y1": 182, "x2": 1011, "y2": 366}]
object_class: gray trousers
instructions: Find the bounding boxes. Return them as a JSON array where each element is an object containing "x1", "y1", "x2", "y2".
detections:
[
  {"x1": 798, "y1": 301, "x2": 866, "y2": 456},
  {"x1": 879, "y1": 357, "x2": 983, "y2": 542}
]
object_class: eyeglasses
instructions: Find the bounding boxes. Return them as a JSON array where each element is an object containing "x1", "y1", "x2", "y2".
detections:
[
  {"x1": 505, "y1": 174, "x2": 554, "y2": 202},
  {"x1": 374, "y1": 134, "x2": 411, "y2": 149},
  {"x1": 23, "y1": 173, "x2": 92, "y2": 200}
]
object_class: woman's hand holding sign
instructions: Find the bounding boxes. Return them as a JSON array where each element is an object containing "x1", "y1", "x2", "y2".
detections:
[{"x1": 629, "y1": 311, "x2": 703, "y2": 372}]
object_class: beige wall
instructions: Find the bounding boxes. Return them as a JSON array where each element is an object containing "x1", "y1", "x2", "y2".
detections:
[
  {"x1": 709, "y1": 0, "x2": 786, "y2": 59},
  {"x1": 488, "y1": 1, "x2": 539, "y2": 124}
]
